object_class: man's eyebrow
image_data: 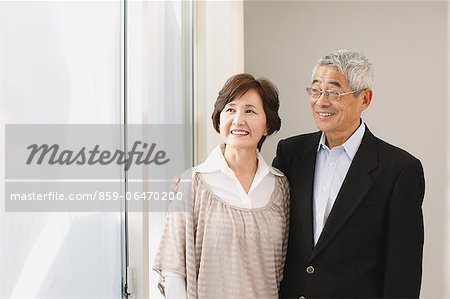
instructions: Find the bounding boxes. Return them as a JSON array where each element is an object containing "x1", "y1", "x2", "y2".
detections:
[
  {"x1": 312, "y1": 79, "x2": 342, "y2": 88},
  {"x1": 327, "y1": 81, "x2": 342, "y2": 88}
]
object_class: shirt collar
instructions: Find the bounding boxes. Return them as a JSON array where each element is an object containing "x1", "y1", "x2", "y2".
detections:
[
  {"x1": 317, "y1": 120, "x2": 366, "y2": 160},
  {"x1": 195, "y1": 144, "x2": 226, "y2": 173},
  {"x1": 195, "y1": 144, "x2": 284, "y2": 177}
]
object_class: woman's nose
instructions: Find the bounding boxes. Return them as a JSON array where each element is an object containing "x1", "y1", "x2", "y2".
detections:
[{"x1": 232, "y1": 111, "x2": 245, "y2": 125}]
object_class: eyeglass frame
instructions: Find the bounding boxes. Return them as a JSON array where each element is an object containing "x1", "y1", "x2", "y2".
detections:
[{"x1": 306, "y1": 87, "x2": 357, "y2": 101}]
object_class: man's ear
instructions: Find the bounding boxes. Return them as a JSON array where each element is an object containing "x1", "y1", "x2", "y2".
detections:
[{"x1": 361, "y1": 89, "x2": 373, "y2": 111}]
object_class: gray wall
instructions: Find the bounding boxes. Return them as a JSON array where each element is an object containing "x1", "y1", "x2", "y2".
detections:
[{"x1": 244, "y1": 1, "x2": 448, "y2": 298}]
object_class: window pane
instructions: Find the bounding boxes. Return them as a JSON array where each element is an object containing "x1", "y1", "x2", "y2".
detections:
[
  {"x1": 0, "y1": 2, "x2": 123, "y2": 298},
  {"x1": 125, "y1": 1, "x2": 193, "y2": 298}
]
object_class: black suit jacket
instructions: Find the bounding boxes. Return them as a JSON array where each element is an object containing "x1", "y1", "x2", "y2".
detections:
[{"x1": 273, "y1": 126, "x2": 425, "y2": 299}]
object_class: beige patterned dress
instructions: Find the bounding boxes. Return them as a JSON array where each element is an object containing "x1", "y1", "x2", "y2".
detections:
[{"x1": 153, "y1": 171, "x2": 289, "y2": 299}]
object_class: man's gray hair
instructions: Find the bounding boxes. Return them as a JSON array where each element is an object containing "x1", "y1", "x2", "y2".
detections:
[{"x1": 312, "y1": 50, "x2": 374, "y2": 92}]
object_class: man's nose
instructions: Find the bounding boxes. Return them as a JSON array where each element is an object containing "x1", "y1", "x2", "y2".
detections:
[{"x1": 316, "y1": 92, "x2": 331, "y2": 106}]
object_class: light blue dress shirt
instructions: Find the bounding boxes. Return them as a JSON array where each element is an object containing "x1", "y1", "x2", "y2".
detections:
[{"x1": 313, "y1": 122, "x2": 366, "y2": 245}]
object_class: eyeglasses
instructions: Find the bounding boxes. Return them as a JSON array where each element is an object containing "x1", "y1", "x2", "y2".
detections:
[{"x1": 306, "y1": 87, "x2": 356, "y2": 102}]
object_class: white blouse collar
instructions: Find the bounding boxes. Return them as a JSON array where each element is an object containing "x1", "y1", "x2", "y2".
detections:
[{"x1": 195, "y1": 144, "x2": 284, "y2": 177}]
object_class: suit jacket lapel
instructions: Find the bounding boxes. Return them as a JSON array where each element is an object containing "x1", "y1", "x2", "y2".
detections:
[
  {"x1": 310, "y1": 128, "x2": 378, "y2": 261},
  {"x1": 295, "y1": 132, "x2": 321, "y2": 260}
]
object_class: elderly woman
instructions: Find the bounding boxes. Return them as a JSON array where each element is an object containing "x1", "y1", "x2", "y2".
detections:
[{"x1": 153, "y1": 73, "x2": 289, "y2": 299}]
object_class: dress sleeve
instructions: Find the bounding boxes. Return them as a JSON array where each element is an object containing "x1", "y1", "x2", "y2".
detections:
[
  {"x1": 153, "y1": 175, "x2": 188, "y2": 276},
  {"x1": 153, "y1": 172, "x2": 195, "y2": 297},
  {"x1": 278, "y1": 176, "x2": 290, "y2": 285}
]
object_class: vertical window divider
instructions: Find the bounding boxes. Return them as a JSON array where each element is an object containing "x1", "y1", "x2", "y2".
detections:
[{"x1": 121, "y1": 0, "x2": 131, "y2": 298}]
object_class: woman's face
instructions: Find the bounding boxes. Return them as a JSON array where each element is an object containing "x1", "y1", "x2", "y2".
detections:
[{"x1": 219, "y1": 88, "x2": 268, "y2": 151}]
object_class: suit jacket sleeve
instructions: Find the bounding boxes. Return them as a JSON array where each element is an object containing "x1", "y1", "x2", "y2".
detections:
[
  {"x1": 383, "y1": 158, "x2": 425, "y2": 298},
  {"x1": 273, "y1": 139, "x2": 287, "y2": 174}
]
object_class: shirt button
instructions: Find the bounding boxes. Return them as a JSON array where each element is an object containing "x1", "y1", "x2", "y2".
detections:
[{"x1": 306, "y1": 265, "x2": 315, "y2": 274}]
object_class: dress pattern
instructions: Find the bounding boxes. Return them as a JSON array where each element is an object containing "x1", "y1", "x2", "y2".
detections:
[{"x1": 153, "y1": 171, "x2": 289, "y2": 299}]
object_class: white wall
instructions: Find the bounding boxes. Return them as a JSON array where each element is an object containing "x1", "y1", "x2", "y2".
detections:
[
  {"x1": 446, "y1": 2, "x2": 450, "y2": 297},
  {"x1": 244, "y1": 1, "x2": 448, "y2": 298},
  {"x1": 195, "y1": 0, "x2": 245, "y2": 164}
]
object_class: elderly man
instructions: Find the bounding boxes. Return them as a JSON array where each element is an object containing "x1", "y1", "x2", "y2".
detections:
[{"x1": 273, "y1": 50, "x2": 425, "y2": 299}]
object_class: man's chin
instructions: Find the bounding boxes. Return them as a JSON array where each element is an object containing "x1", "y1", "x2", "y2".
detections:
[{"x1": 314, "y1": 122, "x2": 333, "y2": 133}]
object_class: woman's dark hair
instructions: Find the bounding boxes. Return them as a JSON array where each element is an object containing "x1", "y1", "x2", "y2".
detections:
[{"x1": 211, "y1": 73, "x2": 281, "y2": 150}]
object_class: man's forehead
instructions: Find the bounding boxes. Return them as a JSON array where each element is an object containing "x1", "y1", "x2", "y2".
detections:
[{"x1": 312, "y1": 66, "x2": 347, "y2": 87}]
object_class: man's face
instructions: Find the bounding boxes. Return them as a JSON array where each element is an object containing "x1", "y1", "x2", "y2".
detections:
[{"x1": 310, "y1": 66, "x2": 370, "y2": 146}]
